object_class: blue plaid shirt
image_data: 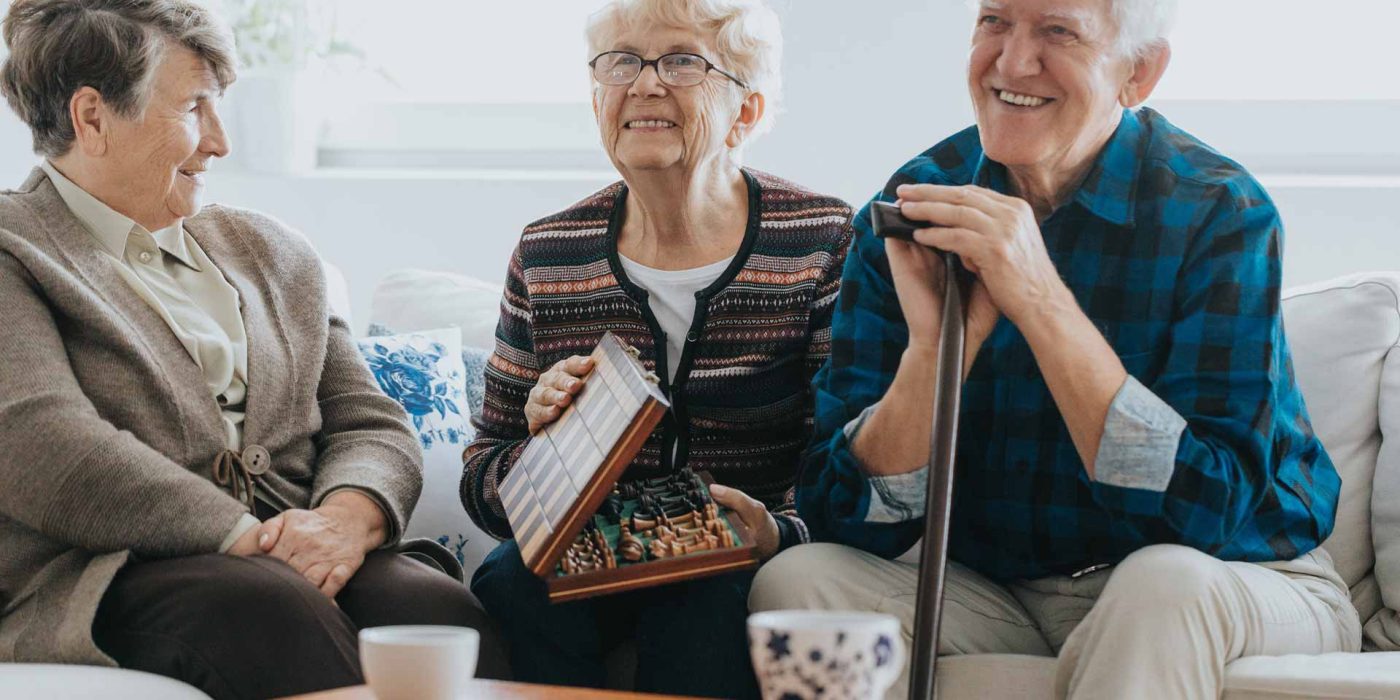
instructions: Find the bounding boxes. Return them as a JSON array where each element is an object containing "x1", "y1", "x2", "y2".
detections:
[{"x1": 797, "y1": 108, "x2": 1340, "y2": 582}]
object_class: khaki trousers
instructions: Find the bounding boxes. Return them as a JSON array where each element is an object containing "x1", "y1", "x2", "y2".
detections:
[{"x1": 749, "y1": 543, "x2": 1362, "y2": 699}]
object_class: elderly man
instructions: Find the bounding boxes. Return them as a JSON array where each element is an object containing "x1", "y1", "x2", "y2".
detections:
[
  {"x1": 0, "y1": 1, "x2": 502, "y2": 698},
  {"x1": 750, "y1": 0, "x2": 1361, "y2": 698}
]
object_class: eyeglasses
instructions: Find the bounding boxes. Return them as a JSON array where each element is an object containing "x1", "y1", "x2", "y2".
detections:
[{"x1": 589, "y1": 51, "x2": 749, "y2": 89}]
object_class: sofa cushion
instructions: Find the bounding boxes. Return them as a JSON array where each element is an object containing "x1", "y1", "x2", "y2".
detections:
[
  {"x1": 1224, "y1": 652, "x2": 1400, "y2": 699},
  {"x1": 1281, "y1": 273, "x2": 1400, "y2": 596},
  {"x1": 321, "y1": 258, "x2": 353, "y2": 325},
  {"x1": 1366, "y1": 300, "x2": 1400, "y2": 649},
  {"x1": 356, "y1": 328, "x2": 490, "y2": 568},
  {"x1": 0, "y1": 664, "x2": 209, "y2": 699},
  {"x1": 369, "y1": 269, "x2": 504, "y2": 350},
  {"x1": 931, "y1": 652, "x2": 1400, "y2": 699}
]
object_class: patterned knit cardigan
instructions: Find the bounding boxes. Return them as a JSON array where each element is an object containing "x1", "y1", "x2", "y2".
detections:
[{"x1": 462, "y1": 169, "x2": 854, "y2": 552}]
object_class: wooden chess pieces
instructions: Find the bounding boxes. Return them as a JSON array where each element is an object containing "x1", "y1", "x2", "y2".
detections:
[{"x1": 499, "y1": 333, "x2": 758, "y2": 602}]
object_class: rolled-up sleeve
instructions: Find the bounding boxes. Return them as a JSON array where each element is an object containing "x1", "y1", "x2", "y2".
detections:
[
  {"x1": 1092, "y1": 375, "x2": 1188, "y2": 492},
  {"x1": 1084, "y1": 188, "x2": 1321, "y2": 552}
]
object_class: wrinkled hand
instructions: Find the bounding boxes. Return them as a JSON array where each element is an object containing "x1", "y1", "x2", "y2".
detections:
[
  {"x1": 897, "y1": 183, "x2": 1068, "y2": 328},
  {"x1": 885, "y1": 208, "x2": 998, "y2": 352},
  {"x1": 258, "y1": 492, "x2": 385, "y2": 598},
  {"x1": 526, "y1": 355, "x2": 594, "y2": 434},
  {"x1": 708, "y1": 484, "x2": 780, "y2": 561}
]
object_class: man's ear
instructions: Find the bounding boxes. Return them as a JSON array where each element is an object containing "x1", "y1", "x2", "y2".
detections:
[
  {"x1": 1120, "y1": 42, "x2": 1171, "y2": 108},
  {"x1": 725, "y1": 91, "x2": 765, "y2": 149},
  {"x1": 68, "y1": 86, "x2": 110, "y2": 157}
]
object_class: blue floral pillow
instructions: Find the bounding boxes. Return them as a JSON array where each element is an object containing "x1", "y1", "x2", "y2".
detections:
[
  {"x1": 368, "y1": 323, "x2": 490, "y2": 420},
  {"x1": 359, "y1": 328, "x2": 471, "y2": 449},
  {"x1": 358, "y1": 327, "x2": 484, "y2": 566}
]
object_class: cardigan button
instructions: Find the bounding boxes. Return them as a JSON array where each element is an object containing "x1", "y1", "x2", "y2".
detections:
[
  {"x1": 242, "y1": 445, "x2": 272, "y2": 475},
  {"x1": 686, "y1": 332, "x2": 699, "y2": 342}
]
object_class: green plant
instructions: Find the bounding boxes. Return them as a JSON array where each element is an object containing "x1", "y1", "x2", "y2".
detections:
[{"x1": 222, "y1": 0, "x2": 365, "y2": 71}]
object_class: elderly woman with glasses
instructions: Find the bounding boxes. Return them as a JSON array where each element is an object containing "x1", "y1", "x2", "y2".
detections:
[
  {"x1": 0, "y1": 1, "x2": 505, "y2": 698},
  {"x1": 462, "y1": 0, "x2": 853, "y2": 696}
]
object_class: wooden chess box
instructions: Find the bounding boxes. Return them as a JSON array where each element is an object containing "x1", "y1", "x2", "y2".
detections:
[{"x1": 500, "y1": 332, "x2": 759, "y2": 603}]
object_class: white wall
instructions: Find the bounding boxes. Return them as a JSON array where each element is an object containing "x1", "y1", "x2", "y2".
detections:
[{"x1": 2, "y1": 1, "x2": 1396, "y2": 329}]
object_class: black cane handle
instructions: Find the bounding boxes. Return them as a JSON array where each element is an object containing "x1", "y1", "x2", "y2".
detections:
[{"x1": 870, "y1": 200, "x2": 925, "y2": 241}]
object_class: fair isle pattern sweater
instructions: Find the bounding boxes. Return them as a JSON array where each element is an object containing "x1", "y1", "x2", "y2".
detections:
[{"x1": 462, "y1": 169, "x2": 854, "y2": 552}]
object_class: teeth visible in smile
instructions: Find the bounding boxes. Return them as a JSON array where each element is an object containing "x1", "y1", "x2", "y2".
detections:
[
  {"x1": 627, "y1": 120, "x2": 676, "y2": 129},
  {"x1": 998, "y1": 90, "x2": 1049, "y2": 107}
]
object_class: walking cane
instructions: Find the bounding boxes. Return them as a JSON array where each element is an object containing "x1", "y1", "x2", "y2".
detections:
[{"x1": 871, "y1": 202, "x2": 970, "y2": 700}]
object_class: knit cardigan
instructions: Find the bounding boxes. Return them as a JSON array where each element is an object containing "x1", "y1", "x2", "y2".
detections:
[
  {"x1": 462, "y1": 169, "x2": 854, "y2": 552},
  {"x1": 0, "y1": 167, "x2": 422, "y2": 666}
]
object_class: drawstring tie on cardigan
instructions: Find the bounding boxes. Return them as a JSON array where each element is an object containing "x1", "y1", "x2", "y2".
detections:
[{"x1": 211, "y1": 445, "x2": 272, "y2": 510}]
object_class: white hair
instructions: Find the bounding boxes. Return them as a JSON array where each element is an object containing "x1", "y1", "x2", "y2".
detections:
[
  {"x1": 1110, "y1": 0, "x2": 1177, "y2": 59},
  {"x1": 585, "y1": 0, "x2": 783, "y2": 140},
  {"x1": 970, "y1": 0, "x2": 1178, "y2": 59}
]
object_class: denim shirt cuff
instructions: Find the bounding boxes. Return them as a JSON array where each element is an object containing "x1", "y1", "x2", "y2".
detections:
[
  {"x1": 1092, "y1": 375, "x2": 1187, "y2": 492},
  {"x1": 844, "y1": 402, "x2": 929, "y2": 523}
]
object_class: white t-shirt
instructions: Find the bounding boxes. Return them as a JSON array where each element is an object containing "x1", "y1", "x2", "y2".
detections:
[{"x1": 618, "y1": 254, "x2": 733, "y2": 383}]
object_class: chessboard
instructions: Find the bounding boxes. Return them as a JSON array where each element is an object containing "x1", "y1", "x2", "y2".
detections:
[{"x1": 499, "y1": 332, "x2": 759, "y2": 602}]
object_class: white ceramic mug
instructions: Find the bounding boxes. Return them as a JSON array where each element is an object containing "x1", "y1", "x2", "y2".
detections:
[
  {"x1": 359, "y1": 625, "x2": 479, "y2": 700},
  {"x1": 748, "y1": 610, "x2": 905, "y2": 700}
]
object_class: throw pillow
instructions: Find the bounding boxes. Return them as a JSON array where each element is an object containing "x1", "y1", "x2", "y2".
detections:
[
  {"x1": 357, "y1": 328, "x2": 478, "y2": 565},
  {"x1": 368, "y1": 269, "x2": 504, "y2": 350},
  {"x1": 370, "y1": 323, "x2": 490, "y2": 417},
  {"x1": 365, "y1": 324, "x2": 497, "y2": 572}
]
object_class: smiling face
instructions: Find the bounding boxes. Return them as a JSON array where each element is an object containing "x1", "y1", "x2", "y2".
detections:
[
  {"x1": 968, "y1": 0, "x2": 1137, "y2": 179},
  {"x1": 592, "y1": 24, "x2": 748, "y2": 177},
  {"x1": 103, "y1": 43, "x2": 230, "y2": 231}
]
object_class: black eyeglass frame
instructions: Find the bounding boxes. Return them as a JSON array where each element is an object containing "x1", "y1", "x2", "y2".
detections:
[{"x1": 588, "y1": 51, "x2": 749, "y2": 90}]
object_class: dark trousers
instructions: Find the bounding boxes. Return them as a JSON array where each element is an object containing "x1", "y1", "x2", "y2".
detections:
[
  {"x1": 93, "y1": 550, "x2": 510, "y2": 700},
  {"x1": 471, "y1": 539, "x2": 759, "y2": 699}
]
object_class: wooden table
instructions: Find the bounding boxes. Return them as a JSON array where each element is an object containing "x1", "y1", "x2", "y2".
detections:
[{"x1": 281, "y1": 680, "x2": 698, "y2": 699}]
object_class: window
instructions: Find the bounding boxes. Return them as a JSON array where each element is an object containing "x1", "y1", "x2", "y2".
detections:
[
  {"x1": 312, "y1": 1, "x2": 1398, "y2": 175},
  {"x1": 327, "y1": 0, "x2": 606, "y2": 105}
]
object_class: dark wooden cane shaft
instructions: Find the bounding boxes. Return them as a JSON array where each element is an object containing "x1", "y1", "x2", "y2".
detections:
[{"x1": 909, "y1": 255, "x2": 966, "y2": 700}]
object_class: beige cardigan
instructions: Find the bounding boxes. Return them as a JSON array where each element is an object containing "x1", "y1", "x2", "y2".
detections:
[{"x1": 0, "y1": 167, "x2": 423, "y2": 666}]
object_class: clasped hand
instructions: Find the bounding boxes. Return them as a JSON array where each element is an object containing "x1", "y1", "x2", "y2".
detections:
[
  {"x1": 886, "y1": 183, "x2": 1069, "y2": 349},
  {"x1": 228, "y1": 491, "x2": 385, "y2": 599}
]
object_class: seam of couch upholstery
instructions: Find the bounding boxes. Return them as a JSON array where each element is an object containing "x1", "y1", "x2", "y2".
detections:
[{"x1": 1283, "y1": 277, "x2": 1400, "y2": 349}]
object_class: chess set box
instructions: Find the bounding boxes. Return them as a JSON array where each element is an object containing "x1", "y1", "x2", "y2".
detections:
[{"x1": 500, "y1": 332, "x2": 760, "y2": 602}]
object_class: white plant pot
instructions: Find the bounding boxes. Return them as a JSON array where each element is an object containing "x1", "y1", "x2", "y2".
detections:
[{"x1": 223, "y1": 70, "x2": 321, "y2": 174}]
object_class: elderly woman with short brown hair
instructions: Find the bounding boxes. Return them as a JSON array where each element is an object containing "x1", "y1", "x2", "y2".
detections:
[
  {"x1": 462, "y1": 0, "x2": 853, "y2": 697},
  {"x1": 0, "y1": 1, "x2": 502, "y2": 697}
]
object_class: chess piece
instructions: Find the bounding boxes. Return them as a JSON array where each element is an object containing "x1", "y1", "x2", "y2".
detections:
[
  {"x1": 619, "y1": 525, "x2": 645, "y2": 562},
  {"x1": 597, "y1": 493, "x2": 623, "y2": 523},
  {"x1": 650, "y1": 539, "x2": 671, "y2": 560}
]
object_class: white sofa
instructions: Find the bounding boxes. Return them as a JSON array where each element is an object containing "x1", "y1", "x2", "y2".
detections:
[
  {"x1": 5, "y1": 268, "x2": 1398, "y2": 698},
  {"x1": 369, "y1": 268, "x2": 1400, "y2": 699}
]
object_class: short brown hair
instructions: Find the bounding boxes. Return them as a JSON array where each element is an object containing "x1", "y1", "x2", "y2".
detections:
[{"x1": 1, "y1": 0, "x2": 236, "y2": 157}]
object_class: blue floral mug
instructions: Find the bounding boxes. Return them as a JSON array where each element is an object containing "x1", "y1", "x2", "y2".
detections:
[{"x1": 748, "y1": 610, "x2": 905, "y2": 700}]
